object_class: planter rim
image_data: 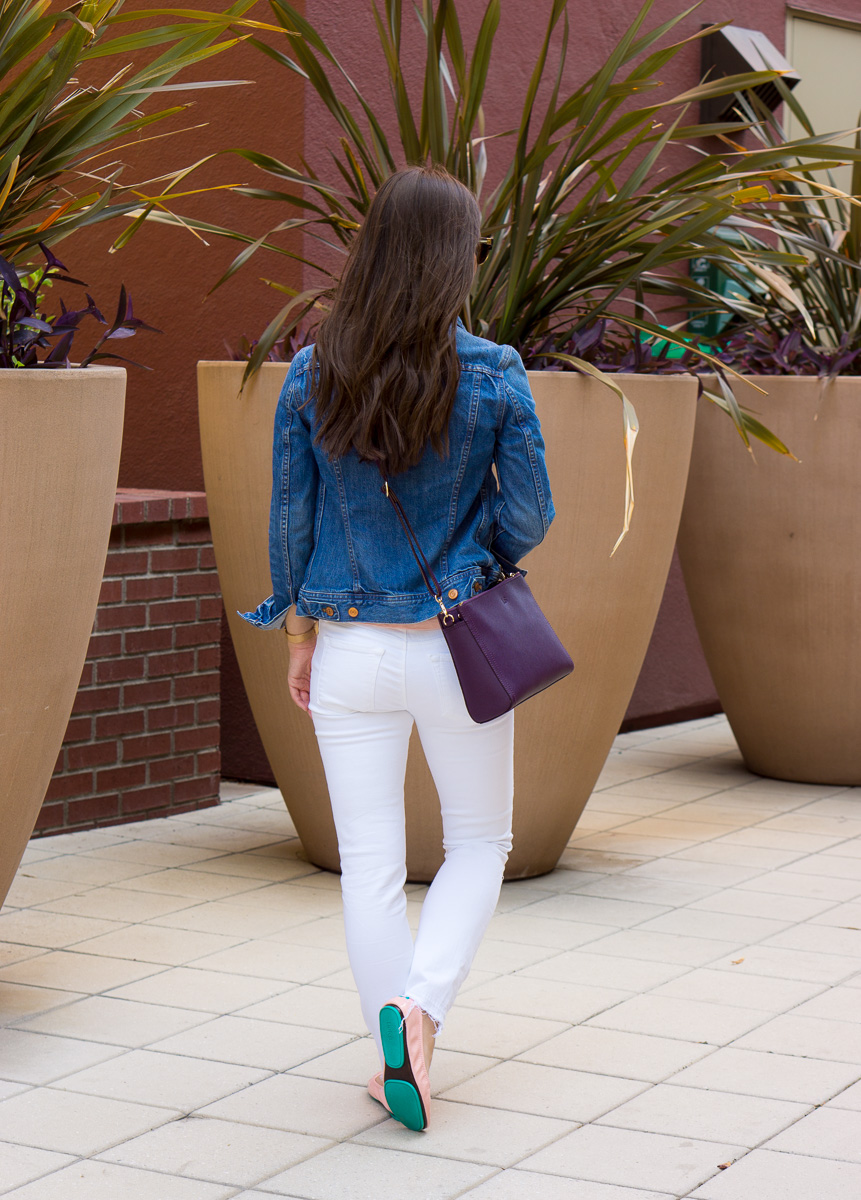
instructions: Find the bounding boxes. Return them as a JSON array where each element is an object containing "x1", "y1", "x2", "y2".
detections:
[
  {"x1": 0, "y1": 365, "x2": 126, "y2": 376},
  {"x1": 198, "y1": 359, "x2": 698, "y2": 382}
]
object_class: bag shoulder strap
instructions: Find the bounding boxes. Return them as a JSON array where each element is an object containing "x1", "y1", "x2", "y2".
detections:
[{"x1": 377, "y1": 465, "x2": 450, "y2": 620}]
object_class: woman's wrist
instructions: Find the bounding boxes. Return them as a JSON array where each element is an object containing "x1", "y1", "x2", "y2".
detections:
[{"x1": 285, "y1": 622, "x2": 318, "y2": 645}]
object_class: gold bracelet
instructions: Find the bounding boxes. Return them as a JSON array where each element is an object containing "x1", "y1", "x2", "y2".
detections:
[{"x1": 284, "y1": 622, "x2": 318, "y2": 645}]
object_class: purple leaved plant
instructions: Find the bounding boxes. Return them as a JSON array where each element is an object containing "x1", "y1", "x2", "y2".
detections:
[
  {"x1": 719, "y1": 322, "x2": 861, "y2": 378},
  {"x1": 0, "y1": 246, "x2": 159, "y2": 369}
]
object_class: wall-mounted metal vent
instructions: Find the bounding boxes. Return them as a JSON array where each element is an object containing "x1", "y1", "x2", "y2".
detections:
[{"x1": 700, "y1": 26, "x2": 800, "y2": 123}]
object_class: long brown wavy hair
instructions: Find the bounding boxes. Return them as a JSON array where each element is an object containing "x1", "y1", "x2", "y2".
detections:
[{"x1": 312, "y1": 165, "x2": 481, "y2": 475}]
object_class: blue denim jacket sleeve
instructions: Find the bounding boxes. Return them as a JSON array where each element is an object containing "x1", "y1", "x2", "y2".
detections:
[
  {"x1": 491, "y1": 347, "x2": 555, "y2": 566},
  {"x1": 239, "y1": 352, "x2": 318, "y2": 629}
]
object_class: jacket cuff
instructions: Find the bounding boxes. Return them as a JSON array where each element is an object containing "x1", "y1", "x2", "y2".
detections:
[{"x1": 238, "y1": 595, "x2": 289, "y2": 630}]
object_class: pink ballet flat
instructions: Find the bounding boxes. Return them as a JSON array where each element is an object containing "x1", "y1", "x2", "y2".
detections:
[
  {"x1": 367, "y1": 1071, "x2": 390, "y2": 1110},
  {"x1": 379, "y1": 995, "x2": 431, "y2": 1131}
]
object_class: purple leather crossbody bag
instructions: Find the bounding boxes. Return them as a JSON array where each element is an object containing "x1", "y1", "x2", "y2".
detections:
[{"x1": 381, "y1": 475, "x2": 574, "y2": 723}]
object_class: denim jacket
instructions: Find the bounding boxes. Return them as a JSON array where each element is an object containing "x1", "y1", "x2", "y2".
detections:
[{"x1": 240, "y1": 322, "x2": 554, "y2": 627}]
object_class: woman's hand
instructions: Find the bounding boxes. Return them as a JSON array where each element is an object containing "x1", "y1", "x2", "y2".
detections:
[{"x1": 287, "y1": 639, "x2": 316, "y2": 713}]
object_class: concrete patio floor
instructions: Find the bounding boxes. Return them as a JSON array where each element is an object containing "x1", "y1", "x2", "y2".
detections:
[{"x1": 1, "y1": 713, "x2": 860, "y2": 1199}]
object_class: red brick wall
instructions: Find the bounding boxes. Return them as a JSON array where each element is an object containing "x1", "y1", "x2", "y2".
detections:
[{"x1": 36, "y1": 490, "x2": 222, "y2": 835}]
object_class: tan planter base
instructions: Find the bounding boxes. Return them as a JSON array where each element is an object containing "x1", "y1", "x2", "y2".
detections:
[
  {"x1": 199, "y1": 363, "x2": 696, "y2": 879},
  {"x1": 0, "y1": 368, "x2": 126, "y2": 907},
  {"x1": 678, "y1": 377, "x2": 861, "y2": 785}
]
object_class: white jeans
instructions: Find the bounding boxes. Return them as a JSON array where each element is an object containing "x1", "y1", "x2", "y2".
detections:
[{"x1": 309, "y1": 620, "x2": 514, "y2": 1061}]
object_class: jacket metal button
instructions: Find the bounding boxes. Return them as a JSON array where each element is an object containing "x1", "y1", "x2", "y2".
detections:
[
  {"x1": 348, "y1": 606, "x2": 359, "y2": 617},
  {"x1": 473, "y1": 581, "x2": 482, "y2": 593},
  {"x1": 448, "y1": 588, "x2": 458, "y2": 599},
  {"x1": 324, "y1": 606, "x2": 334, "y2": 617}
]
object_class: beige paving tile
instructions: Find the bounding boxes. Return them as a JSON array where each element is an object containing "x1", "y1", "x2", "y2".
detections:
[
  {"x1": 765, "y1": 923, "x2": 861, "y2": 959},
  {"x1": 463, "y1": 1168, "x2": 673, "y2": 1199},
  {"x1": 586, "y1": 994, "x2": 767, "y2": 1045},
  {"x1": 0, "y1": 910, "x2": 124, "y2": 949},
  {"x1": 791, "y1": 854, "x2": 861, "y2": 881},
  {"x1": 17, "y1": 996, "x2": 211, "y2": 1047},
  {"x1": 440, "y1": 1059, "x2": 648, "y2": 1122},
  {"x1": 496, "y1": 883, "x2": 570, "y2": 907},
  {"x1": 0, "y1": 1029, "x2": 122, "y2": 1084},
  {"x1": 523, "y1": 894, "x2": 671, "y2": 928},
  {"x1": 616, "y1": 817, "x2": 731, "y2": 841},
  {"x1": 624, "y1": 859, "x2": 761, "y2": 887},
  {"x1": 435, "y1": 1005, "x2": 568, "y2": 1059},
  {"x1": 517, "y1": 1026, "x2": 712, "y2": 1082},
  {"x1": 53, "y1": 1048, "x2": 269, "y2": 1109},
  {"x1": 0, "y1": 1160, "x2": 234, "y2": 1199},
  {"x1": 147, "y1": 902, "x2": 299, "y2": 939},
  {"x1": 0, "y1": 1143, "x2": 74, "y2": 1193},
  {"x1": 812, "y1": 901, "x2": 861, "y2": 929},
  {"x1": 190, "y1": 939, "x2": 348, "y2": 983},
  {"x1": 651, "y1": 967, "x2": 823, "y2": 1012},
  {"x1": 757, "y1": 813, "x2": 861, "y2": 840},
  {"x1": 634, "y1": 908, "x2": 790, "y2": 944},
  {"x1": 469, "y1": 938, "x2": 562, "y2": 974},
  {"x1": 268, "y1": 916, "x2": 348, "y2": 952},
  {"x1": 19, "y1": 856, "x2": 159, "y2": 886},
  {"x1": 764, "y1": 1105, "x2": 861, "y2": 1160},
  {"x1": 597, "y1": 1082, "x2": 809, "y2": 1146},
  {"x1": 117, "y1": 868, "x2": 271, "y2": 901},
  {"x1": 97, "y1": 1115, "x2": 330, "y2": 1186},
  {"x1": 0, "y1": 1086, "x2": 177, "y2": 1154},
  {"x1": 186, "y1": 852, "x2": 318, "y2": 882},
  {"x1": 828, "y1": 1078, "x2": 861, "y2": 1109},
  {"x1": 790, "y1": 986, "x2": 861, "y2": 1023},
  {"x1": 457, "y1": 973, "x2": 630, "y2": 1024},
  {"x1": 670, "y1": 842, "x2": 802, "y2": 869},
  {"x1": 201, "y1": 880, "x2": 341, "y2": 916},
  {"x1": 733, "y1": 1014, "x2": 861, "y2": 1062},
  {"x1": 198, "y1": 1072, "x2": 386, "y2": 1138},
  {"x1": 235, "y1": 983, "x2": 365, "y2": 1033},
  {"x1": 148, "y1": 829, "x2": 287, "y2": 854},
  {"x1": 587, "y1": 792, "x2": 681, "y2": 815},
  {"x1": 518, "y1": 1125, "x2": 744, "y2": 1193},
  {"x1": 568, "y1": 832, "x2": 701, "y2": 857},
  {"x1": 708, "y1": 944, "x2": 860, "y2": 984},
  {"x1": 739, "y1": 871, "x2": 861, "y2": 901},
  {"x1": 0, "y1": 950, "x2": 161, "y2": 995},
  {"x1": 2, "y1": 876, "x2": 85, "y2": 908},
  {"x1": 357, "y1": 1098, "x2": 573, "y2": 1165},
  {"x1": 669, "y1": 1046, "x2": 861, "y2": 1103},
  {"x1": 712, "y1": 828, "x2": 843, "y2": 853},
  {"x1": 518, "y1": 949, "x2": 687, "y2": 992},
  {"x1": 83, "y1": 841, "x2": 222, "y2": 868},
  {"x1": 106, "y1": 967, "x2": 292, "y2": 1013},
  {"x1": 34, "y1": 887, "x2": 199, "y2": 922},
  {"x1": 0, "y1": 982, "x2": 85, "y2": 1022},
  {"x1": 556, "y1": 849, "x2": 649, "y2": 874},
  {"x1": 485, "y1": 912, "x2": 610, "y2": 950},
  {"x1": 0, "y1": 1080, "x2": 27, "y2": 1100},
  {"x1": 259, "y1": 1142, "x2": 492, "y2": 1199},
  {"x1": 690, "y1": 1149, "x2": 861, "y2": 1200},
  {"x1": 149, "y1": 1014, "x2": 350, "y2": 1070},
  {"x1": 0, "y1": 943, "x2": 44, "y2": 969},
  {"x1": 582, "y1": 929, "x2": 739, "y2": 967},
  {"x1": 574, "y1": 874, "x2": 717, "y2": 907},
  {"x1": 69, "y1": 925, "x2": 244, "y2": 966},
  {"x1": 688, "y1": 887, "x2": 836, "y2": 923},
  {"x1": 289, "y1": 1036, "x2": 496, "y2": 1092}
]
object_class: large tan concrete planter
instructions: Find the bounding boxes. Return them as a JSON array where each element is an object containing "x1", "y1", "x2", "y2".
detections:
[
  {"x1": 678, "y1": 376, "x2": 861, "y2": 785},
  {"x1": 0, "y1": 368, "x2": 125, "y2": 907},
  {"x1": 199, "y1": 362, "x2": 696, "y2": 878}
]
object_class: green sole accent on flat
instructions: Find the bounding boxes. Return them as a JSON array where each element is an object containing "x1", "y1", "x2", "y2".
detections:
[
  {"x1": 384, "y1": 1078, "x2": 425, "y2": 1131},
  {"x1": 380, "y1": 1004, "x2": 405, "y2": 1069}
]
